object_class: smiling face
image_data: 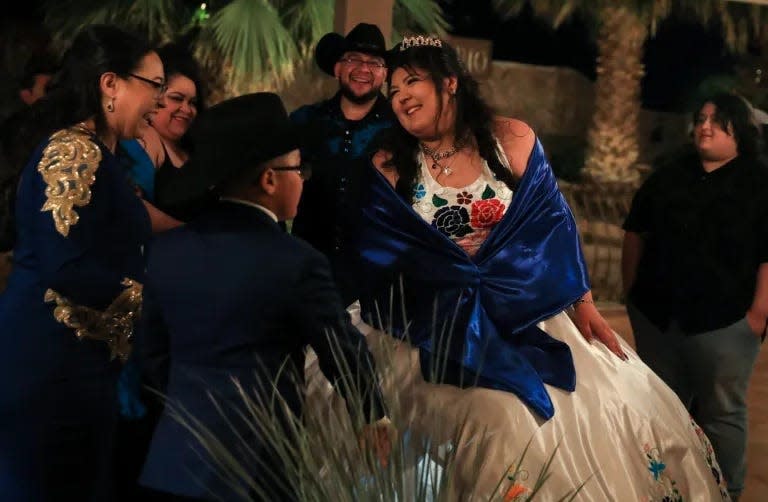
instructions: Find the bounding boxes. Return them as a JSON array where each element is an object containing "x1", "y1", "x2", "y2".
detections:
[
  {"x1": 334, "y1": 51, "x2": 386, "y2": 104},
  {"x1": 694, "y1": 102, "x2": 739, "y2": 162},
  {"x1": 106, "y1": 51, "x2": 165, "y2": 140},
  {"x1": 388, "y1": 65, "x2": 456, "y2": 141},
  {"x1": 152, "y1": 73, "x2": 198, "y2": 142}
]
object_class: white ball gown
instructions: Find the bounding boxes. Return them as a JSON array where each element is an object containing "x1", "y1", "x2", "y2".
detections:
[
  {"x1": 348, "y1": 304, "x2": 729, "y2": 501},
  {"x1": 306, "y1": 145, "x2": 729, "y2": 501}
]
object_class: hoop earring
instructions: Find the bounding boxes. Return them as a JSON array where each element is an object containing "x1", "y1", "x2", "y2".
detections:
[{"x1": 106, "y1": 98, "x2": 115, "y2": 113}]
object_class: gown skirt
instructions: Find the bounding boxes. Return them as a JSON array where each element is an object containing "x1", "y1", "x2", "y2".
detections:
[{"x1": 303, "y1": 304, "x2": 730, "y2": 501}]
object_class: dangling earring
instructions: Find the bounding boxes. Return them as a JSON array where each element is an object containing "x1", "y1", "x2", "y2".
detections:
[{"x1": 106, "y1": 98, "x2": 115, "y2": 113}]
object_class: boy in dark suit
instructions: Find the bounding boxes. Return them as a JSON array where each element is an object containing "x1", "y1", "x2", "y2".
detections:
[{"x1": 138, "y1": 93, "x2": 388, "y2": 501}]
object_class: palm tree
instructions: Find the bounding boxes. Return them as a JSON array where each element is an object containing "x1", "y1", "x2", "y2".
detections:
[
  {"x1": 42, "y1": 0, "x2": 448, "y2": 103},
  {"x1": 493, "y1": 0, "x2": 768, "y2": 183}
]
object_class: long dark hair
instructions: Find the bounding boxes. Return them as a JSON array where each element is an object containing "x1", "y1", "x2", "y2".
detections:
[
  {"x1": 0, "y1": 25, "x2": 153, "y2": 251},
  {"x1": 14, "y1": 25, "x2": 153, "y2": 165},
  {"x1": 376, "y1": 38, "x2": 516, "y2": 203},
  {"x1": 693, "y1": 92, "x2": 760, "y2": 159}
]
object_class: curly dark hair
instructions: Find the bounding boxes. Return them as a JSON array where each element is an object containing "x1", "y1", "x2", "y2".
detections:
[
  {"x1": 692, "y1": 92, "x2": 760, "y2": 159},
  {"x1": 156, "y1": 42, "x2": 207, "y2": 112},
  {"x1": 375, "y1": 38, "x2": 516, "y2": 203}
]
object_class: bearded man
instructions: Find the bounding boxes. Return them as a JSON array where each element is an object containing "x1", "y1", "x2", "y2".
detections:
[{"x1": 290, "y1": 23, "x2": 393, "y2": 306}]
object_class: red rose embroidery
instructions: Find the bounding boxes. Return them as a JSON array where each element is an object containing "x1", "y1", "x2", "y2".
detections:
[{"x1": 470, "y1": 199, "x2": 506, "y2": 228}]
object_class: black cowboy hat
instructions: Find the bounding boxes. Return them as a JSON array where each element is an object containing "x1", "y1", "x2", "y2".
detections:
[
  {"x1": 162, "y1": 92, "x2": 302, "y2": 208},
  {"x1": 315, "y1": 23, "x2": 386, "y2": 76}
]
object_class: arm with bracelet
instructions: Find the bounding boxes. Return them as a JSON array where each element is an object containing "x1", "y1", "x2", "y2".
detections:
[{"x1": 570, "y1": 290, "x2": 628, "y2": 361}]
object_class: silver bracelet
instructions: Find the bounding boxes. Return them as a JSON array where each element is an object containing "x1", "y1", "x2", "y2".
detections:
[{"x1": 572, "y1": 298, "x2": 594, "y2": 309}]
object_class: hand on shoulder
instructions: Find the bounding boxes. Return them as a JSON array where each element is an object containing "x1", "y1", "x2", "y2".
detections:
[
  {"x1": 493, "y1": 117, "x2": 535, "y2": 178},
  {"x1": 372, "y1": 149, "x2": 397, "y2": 188}
]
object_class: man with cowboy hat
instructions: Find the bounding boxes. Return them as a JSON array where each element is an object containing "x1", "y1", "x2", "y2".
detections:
[
  {"x1": 137, "y1": 92, "x2": 388, "y2": 501},
  {"x1": 290, "y1": 23, "x2": 393, "y2": 307}
]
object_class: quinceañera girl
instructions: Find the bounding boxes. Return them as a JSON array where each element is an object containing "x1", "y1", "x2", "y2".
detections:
[{"x1": 351, "y1": 35, "x2": 730, "y2": 501}]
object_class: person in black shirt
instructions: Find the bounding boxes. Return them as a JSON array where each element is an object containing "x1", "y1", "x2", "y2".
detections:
[
  {"x1": 290, "y1": 23, "x2": 393, "y2": 306},
  {"x1": 622, "y1": 92, "x2": 767, "y2": 500}
]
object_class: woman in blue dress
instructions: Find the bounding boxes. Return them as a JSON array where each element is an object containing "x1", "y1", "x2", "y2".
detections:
[{"x1": 0, "y1": 25, "x2": 165, "y2": 501}]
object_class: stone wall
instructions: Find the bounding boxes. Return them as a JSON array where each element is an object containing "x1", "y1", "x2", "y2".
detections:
[
  {"x1": 480, "y1": 61, "x2": 595, "y2": 139},
  {"x1": 479, "y1": 60, "x2": 689, "y2": 165}
]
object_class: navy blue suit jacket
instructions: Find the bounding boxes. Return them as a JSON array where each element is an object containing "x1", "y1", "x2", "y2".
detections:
[{"x1": 138, "y1": 200, "x2": 384, "y2": 500}]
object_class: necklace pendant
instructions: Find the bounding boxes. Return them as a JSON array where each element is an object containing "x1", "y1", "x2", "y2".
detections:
[{"x1": 443, "y1": 166, "x2": 452, "y2": 176}]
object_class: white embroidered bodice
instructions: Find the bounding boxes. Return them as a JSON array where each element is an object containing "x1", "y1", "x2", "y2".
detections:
[{"x1": 412, "y1": 151, "x2": 514, "y2": 256}]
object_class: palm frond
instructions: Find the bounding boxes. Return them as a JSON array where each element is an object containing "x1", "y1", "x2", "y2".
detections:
[
  {"x1": 210, "y1": 0, "x2": 299, "y2": 89},
  {"x1": 282, "y1": 0, "x2": 334, "y2": 53},
  {"x1": 493, "y1": 0, "x2": 767, "y2": 51},
  {"x1": 124, "y1": 0, "x2": 181, "y2": 45},
  {"x1": 43, "y1": 0, "x2": 182, "y2": 51},
  {"x1": 392, "y1": 0, "x2": 450, "y2": 43},
  {"x1": 42, "y1": 0, "x2": 126, "y2": 53},
  {"x1": 721, "y1": 1, "x2": 768, "y2": 51},
  {"x1": 493, "y1": 0, "x2": 587, "y2": 25},
  {"x1": 677, "y1": 0, "x2": 768, "y2": 52},
  {"x1": 491, "y1": 0, "x2": 530, "y2": 20}
]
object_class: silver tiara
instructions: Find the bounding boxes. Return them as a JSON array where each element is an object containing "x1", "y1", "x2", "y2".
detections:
[{"x1": 400, "y1": 35, "x2": 442, "y2": 51}]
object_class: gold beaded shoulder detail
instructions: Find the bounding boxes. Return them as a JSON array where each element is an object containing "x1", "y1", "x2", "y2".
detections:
[{"x1": 37, "y1": 126, "x2": 102, "y2": 237}]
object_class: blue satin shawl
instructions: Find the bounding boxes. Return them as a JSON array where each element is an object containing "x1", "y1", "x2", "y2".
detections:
[{"x1": 356, "y1": 139, "x2": 590, "y2": 419}]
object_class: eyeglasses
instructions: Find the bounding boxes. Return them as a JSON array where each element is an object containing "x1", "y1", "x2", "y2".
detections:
[
  {"x1": 340, "y1": 57, "x2": 386, "y2": 71},
  {"x1": 272, "y1": 164, "x2": 312, "y2": 181},
  {"x1": 128, "y1": 73, "x2": 167, "y2": 96}
]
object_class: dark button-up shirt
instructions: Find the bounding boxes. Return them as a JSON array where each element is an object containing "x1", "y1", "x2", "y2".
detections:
[
  {"x1": 289, "y1": 92, "x2": 393, "y2": 305},
  {"x1": 624, "y1": 150, "x2": 768, "y2": 334}
]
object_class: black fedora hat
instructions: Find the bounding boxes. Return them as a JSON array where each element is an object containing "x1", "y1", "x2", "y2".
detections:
[
  {"x1": 315, "y1": 23, "x2": 386, "y2": 76},
  {"x1": 163, "y1": 92, "x2": 301, "y2": 207}
]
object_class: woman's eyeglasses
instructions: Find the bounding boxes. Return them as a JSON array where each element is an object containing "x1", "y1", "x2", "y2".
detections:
[
  {"x1": 128, "y1": 73, "x2": 168, "y2": 96},
  {"x1": 272, "y1": 164, "x2": 312, "y2": 181}
]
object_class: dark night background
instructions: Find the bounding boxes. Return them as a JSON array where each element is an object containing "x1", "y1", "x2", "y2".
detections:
[
  {"x1": 3, "y1": 0, "x2": 755, "y2": 113},
  {"x1": 439, "y1": 0, "x2": 743, "y2": 112}
]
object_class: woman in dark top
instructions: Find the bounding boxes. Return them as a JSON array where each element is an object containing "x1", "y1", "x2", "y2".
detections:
[{"x1": 141, "y1": 42, "x2": 206, "y2": 219}]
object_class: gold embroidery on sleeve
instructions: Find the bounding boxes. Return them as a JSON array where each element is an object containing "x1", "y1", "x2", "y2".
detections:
[
  {"x1": 37, "y1": 127, "x2": 102, "y2": 237},
  {"x1": 44, "y1": 278, "x2": 143, "y2": 361}
]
